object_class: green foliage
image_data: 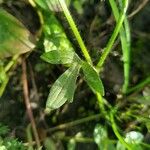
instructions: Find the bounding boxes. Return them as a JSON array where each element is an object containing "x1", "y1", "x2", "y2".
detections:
[
  {"x1": 44, "y1": 138, "x2": 56, "y2": 150},
  {"x1": 0, "y1": 0, "x2": 149, "y2": 149},
  {"x1": 67, "y1": 139, "x2": 76, "y2": 150},
  {"x1": 45, "y1": 63, "x2": 80, "y2": 112},
  {"x1": 109, "y1": 0, "x2": 131, "y2": 93},
  {"x1": 94, "y1": 124, "x2": 115, "y2": 150},
  {"x1": 81, "y1": 61, "x2": 104, "y2": 96},
  {"x1": 39, "y1": 0, "x2": 104, "y2": 110},
  {"x1": 42, "y1": 12, "x2": 75, "y2": 53},
  {"x1": 35, "y1": 0, "x2": 70, "y2": 12},
  {"x1": 116, "y1": 131, "x2": 144, "y2": 150},
  {"x1": 0, "y1": 9, "x2": 34, "y2": 58},
  {"x1": 0, "y1": 124, "x2": 9, "y2": 136},
  {"x1": 2, "y1": 138, "x2": 25, "y2": 150},
  {"x1": 0, "y1": 124, "x2": 25, "y2": 150},
  {"x1": 41, "y1": 49, "x2": 80, "y2": 65}
]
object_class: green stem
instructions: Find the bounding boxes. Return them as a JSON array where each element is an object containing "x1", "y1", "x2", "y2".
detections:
[
  {"x1": 109, "y1": 0, "x2": 131, "y2": 94},
  {"x1": 96, "y1": 0, "x2": 129, "y2": 71},
  {"x1": 0, "y1": 76, "x2": 9, "y2": 97},
  {"x1": 110, "y1": 111, "x2": 131, "y2": 150},
  {"x1": 61, "y1": 136, "x2": 94, "y2": 143},
  {"x1": 47, "y1": 113, "x2": 101, "y2": 132},
  {"x1": 4, "y1": 54, "x2": 19, "y2": 72},
  {"x1": 122, "y1": 17, "x2": 130, "y2": 93},
  {"x1": 96, "y1": 92, "x2": 109, "y2": 119},
  {"x1": 0, "y1": 54, "x2": 19, "y2": 97},
  {"x1": 58, "y1": 0, "x2": 92, "y2": 64},
  {"x1": 127, "y1": 76, "x2": 150, "y2": 94}
]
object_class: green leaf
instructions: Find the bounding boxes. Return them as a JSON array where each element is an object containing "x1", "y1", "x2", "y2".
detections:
[
  {"x1": 46, "y1": 63, "x2": 80, "y2": 112},
  {"x1": 81, "y1": 61, "x2": 104, "y2": 96},
  {"x1": 94, "y1": 124, "x2": 115, "y2": 150},
  {"x1": 44, "y1": 138, "x2": 56, "y2": 150},
  {"x1": 35, "y1": 0, "x2": 49, "y2": 10},
  {"x1": 0, "y1": 124, "x2": 9, "y2": 136},
  {"x1": 125, "y1": 131, "x2": 144, "y2": 144},
  {"x1": 41, "y1": 49, "x2": 80, "y2": 64},
  {"x1": 0, "y1": 9, "x2": 35, "y2": 59},
  {"x1": 94, "y1": 124, "x2": 107, "y2": 147},
  {"x1": 67, "y1": 139, "x2": 76, "y2": 150},
  {"x1": 116, "y1": 131, "x2": 144, "y2": 150},
  {"x1": 42, "y1": 12, "x2": 76, "y2": 60},
  {"x1": 35, "y1": 0, "x2": 70, "y2": 12}
]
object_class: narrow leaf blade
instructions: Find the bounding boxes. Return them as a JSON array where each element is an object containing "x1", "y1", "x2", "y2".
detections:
[
  {"x1": 82, "y1": 61, "x2": 104, "y2": 96},
  {"x1": 46, "y1": 63, "x2": 80, "y2": 111}
]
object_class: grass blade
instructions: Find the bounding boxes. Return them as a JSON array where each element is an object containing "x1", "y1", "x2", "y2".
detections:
[
  {"x1": 96, "y1": 0, "x2": 129, "y2": 71},
  {"x1": 109, "y1": 0, "x2": 131, "y2": 93}
]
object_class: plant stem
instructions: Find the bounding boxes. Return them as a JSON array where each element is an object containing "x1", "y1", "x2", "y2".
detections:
[
  {"x1": 122, "y1": 17, "x2": 130, "y2": 93},
  {"x1": 4, "y1": 54, "x2": 19, "y2": 72},
  {"x1": 96, "y1": 0, "x2": 129, "y2": 71},
  {"x1": 96, "y1": 92, "x2": 109, "y2": 119},
  {"x1": 22, "y1": 58, "x2": 41, "y2": 149},
  {"x1": 0, "y1": 76, "x2": 9, "y2": 97},
  {"x1": 110, "y1": 111, "x2": 131, "y2": 150},
  {"x1": 0, "y1": 54, "x2": 19, "y2": 97},
  {"x1": 58, "y1": 0, "x2": 92, "y2": 64},
  {"x1": 61, "y1": 136, "x2": 94, "y2": 143},
  {"x1": 126, "y1": 76, "x2": 150, "y2": 94},
  {"x1": 47, "y1": 113, "x2": 101, "y2": 132},
  {"x1": 109, "y1": 0, "x2": 131, "y2": 93}
]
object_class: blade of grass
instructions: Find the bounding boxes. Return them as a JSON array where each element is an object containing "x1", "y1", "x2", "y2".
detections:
[
  {"x1": 47, "y1": 113, "x2": 102, "y2": 132},
  {"x1": 126, "y1": 76, "x2": 150, "y2": 94},
  {"x1": 109, "y1": 0, "x2": 131, "y2": 93},
  {"x1": 58, "y1": 0, "x2": 92, "y2": 64},
  {"x1": 0, "y1": 76, "x2": 9, "y2": 97},
  {"x1": 96, "y1": 0, "x2": 129, "y2": 71},
  {"x1": 122, "y1": 17, "x2": 130, "y2": 93}
]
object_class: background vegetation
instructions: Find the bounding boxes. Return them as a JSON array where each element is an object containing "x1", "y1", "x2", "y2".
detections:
[{"x1": 0, "y1": 0, "x2": 150, "y2": 149}]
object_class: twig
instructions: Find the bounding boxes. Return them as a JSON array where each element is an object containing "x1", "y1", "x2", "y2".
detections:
[
  {"x1": 22, "y1": 58, "x2": 41, "y2": 149},
  {"x1": 128, "y1": 0, "x2": 149, "y2": 18}
]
